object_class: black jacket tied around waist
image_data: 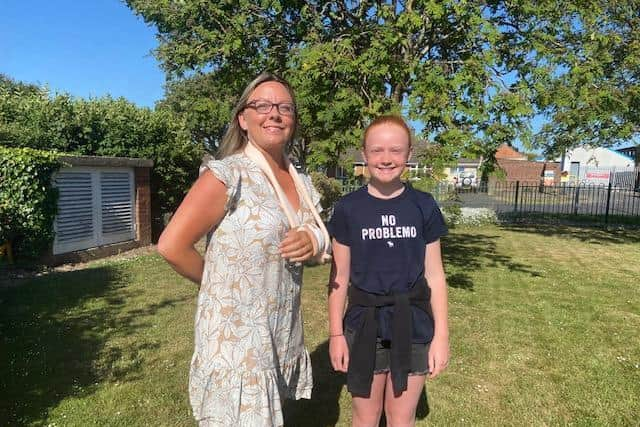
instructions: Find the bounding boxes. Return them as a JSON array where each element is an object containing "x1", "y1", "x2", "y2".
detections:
[{"x1": 346, "y1": 277, "x2": 431, "y2": 397}]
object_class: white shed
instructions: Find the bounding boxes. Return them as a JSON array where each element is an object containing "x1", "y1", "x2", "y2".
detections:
[{"x1": 49, "y1": 155, "x2": 153, "y2": 262}]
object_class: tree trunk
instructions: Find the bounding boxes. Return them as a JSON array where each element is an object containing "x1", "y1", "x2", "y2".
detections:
[{"x1": 391, "y1": 83, "x2": 404, "y2": 104}]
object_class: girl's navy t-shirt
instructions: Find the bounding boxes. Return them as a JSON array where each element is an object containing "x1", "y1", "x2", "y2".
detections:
[{"x1": 328, "y1": 185, "x2": 447, "y2": 343}]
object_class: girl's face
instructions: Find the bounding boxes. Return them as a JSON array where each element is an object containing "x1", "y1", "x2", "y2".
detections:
[
  {"x1": 238, "y1": 81, "x2": 295, "y2": 153},
  {"x1": 362, "y1": 123, "x2": 411, "y2": 185}
]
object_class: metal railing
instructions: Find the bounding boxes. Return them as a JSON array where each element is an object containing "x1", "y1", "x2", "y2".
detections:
[
  {"x1": 433, "y1": 181, "x2": 640, "y2": 225},
  {"x1": 337, "y1": 173, "x2": 640, "y2": 225}
]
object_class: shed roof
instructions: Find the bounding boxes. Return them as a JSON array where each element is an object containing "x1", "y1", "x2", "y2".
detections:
[{"x1": 59, "y1": 155, "x2": 154, "y2": 168}]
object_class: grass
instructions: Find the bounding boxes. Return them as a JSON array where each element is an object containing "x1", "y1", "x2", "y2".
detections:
[{"x1": 1, "y1": 225, "x2": 639, "y2": 426}]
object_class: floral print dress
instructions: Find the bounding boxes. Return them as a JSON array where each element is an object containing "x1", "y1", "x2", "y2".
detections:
[{"x1": 190, "y1": 153, "x2": 318, "y2": 426}]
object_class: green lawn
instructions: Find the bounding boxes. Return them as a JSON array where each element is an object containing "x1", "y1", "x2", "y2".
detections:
[{"x1": 1, "y1": 225, "x2": 639, "y2": 426}]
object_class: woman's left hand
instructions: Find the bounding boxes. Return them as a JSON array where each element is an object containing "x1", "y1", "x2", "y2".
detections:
[
  {"x1": 279, "y1": 229, "x2": 314, "y2": 262},
  {"x1": 427, "y1": 334, "x2": 450, "y2": 379}
]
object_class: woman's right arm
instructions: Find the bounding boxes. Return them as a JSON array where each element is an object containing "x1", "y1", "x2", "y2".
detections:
[
  {"x1": 157, "y1": 170, "x2": 228, "y2": 284},
  {"x1": 328, "y1": 239, "x2": 351, "y2": 372}
]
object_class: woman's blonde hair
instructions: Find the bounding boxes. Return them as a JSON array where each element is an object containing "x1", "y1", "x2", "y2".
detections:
[{"x1": 216, "y1": 72, "x2": 298, "y2": 159}]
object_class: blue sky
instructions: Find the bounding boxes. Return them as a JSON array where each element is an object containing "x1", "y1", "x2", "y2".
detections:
[{"x1": 0, "y1": 0, "x2": 164, "y2": 108}]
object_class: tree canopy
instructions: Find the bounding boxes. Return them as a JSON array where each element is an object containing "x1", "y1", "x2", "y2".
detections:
[{"x1": 126, "y1": 1, "x2": 639, "y2": 167}]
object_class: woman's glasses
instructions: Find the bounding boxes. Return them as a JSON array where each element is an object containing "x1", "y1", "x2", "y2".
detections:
[{"x1": 244, "y1": 101, "x2": 296, "y2": 116}]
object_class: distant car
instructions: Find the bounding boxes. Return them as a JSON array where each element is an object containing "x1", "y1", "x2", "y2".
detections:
[{"x1": 455, "y1": 171, "x2": 478, "y2": 188}]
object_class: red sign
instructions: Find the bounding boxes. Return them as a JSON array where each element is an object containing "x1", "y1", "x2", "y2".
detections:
[{"x1": 586, "y1": 171, "x2": 610, "y2": 179}]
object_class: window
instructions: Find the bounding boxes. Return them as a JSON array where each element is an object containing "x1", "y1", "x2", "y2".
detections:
[
  {"x1": 335, "y1": 166, "x2": 347, "y2": 179},
  {"x1": 570, "y1": 162, "x2": 580, "y2": 180}
]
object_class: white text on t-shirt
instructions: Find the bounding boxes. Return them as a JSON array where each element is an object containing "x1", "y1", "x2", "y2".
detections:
[{"x1": 361, "y1": 215, "x2": 417, "y2": 240}]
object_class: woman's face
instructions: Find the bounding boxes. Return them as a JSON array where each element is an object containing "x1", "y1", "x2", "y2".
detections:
[{"x1": 238, "y1": 81, "x2": 295, "y2": 153}]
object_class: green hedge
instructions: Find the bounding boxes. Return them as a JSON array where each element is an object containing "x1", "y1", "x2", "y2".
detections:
[{"x1": 0, "y1": 147, "x2": 61, "y2": 260}]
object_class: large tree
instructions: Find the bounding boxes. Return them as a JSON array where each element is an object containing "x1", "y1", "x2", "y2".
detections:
[{"x1": 127, "y1": 1, "x2": 640, "y2": 168}]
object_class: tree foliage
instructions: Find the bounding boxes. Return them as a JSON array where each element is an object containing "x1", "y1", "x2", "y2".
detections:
[
  {"x1": 0, "y1": 75, "x2": 203, "y2": 237},
  {"x1": 126, "y1": 1, "x2": 639, "y2": 167},
  {"x1": 519, "y1": 2, "x2": 640, "y2": 156}
]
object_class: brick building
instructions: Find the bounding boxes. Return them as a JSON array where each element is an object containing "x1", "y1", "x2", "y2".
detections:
[
  {"x1": 492, "y1": 144, "x2": 560, "y2": 185},
  {"x1": 495, "y1": 159, "x2": 561, "y2": 185}
]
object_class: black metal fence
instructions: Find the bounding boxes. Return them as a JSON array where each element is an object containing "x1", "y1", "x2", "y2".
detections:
[
  {"x1": 337, "y1": 175, "x2": 640, "y2": 226},
  {"x1": 432, "y1": 181, "x2": 640, "y2": 226},
  {"x1": 340, "y1": 179, "x2": 361, "y2": 195}
]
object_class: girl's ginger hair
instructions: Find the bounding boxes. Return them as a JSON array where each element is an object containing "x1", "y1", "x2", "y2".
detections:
[{"x1": 362, "y1": 114, "x2": 414, "y2": 148}]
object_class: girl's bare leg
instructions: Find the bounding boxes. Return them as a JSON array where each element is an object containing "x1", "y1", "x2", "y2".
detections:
[
  {"x1": 383, "y1": 374, "x2": 426, "y2": 427},
  {"x1": 352, "y1": 372, "x2": 387, "y2": 427}
]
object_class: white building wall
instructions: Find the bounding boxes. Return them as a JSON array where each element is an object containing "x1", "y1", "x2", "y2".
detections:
[
  {"x1": 560, "y1": 147, "x2": 635, "y2": 171},
  {"x1": 557, "y1": 147, "x2": 636, "y2": 185}
]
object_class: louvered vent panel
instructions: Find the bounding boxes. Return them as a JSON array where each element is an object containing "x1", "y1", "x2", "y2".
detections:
[
  {"x1": 101, "y1": 172, "x2": 133, "y2": 234},
  {"x1": 54, "y1": 172, "x2": 94, "y2": 243}
]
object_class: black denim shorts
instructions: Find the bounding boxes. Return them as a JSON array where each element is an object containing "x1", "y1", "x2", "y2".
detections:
[{"x1": 344, "y1": 326, "x2": 429, "y2": 375}]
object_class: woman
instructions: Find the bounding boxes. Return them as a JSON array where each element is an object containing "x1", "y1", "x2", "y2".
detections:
[{"x1": 157, "y1": 73, "x2": 329, "y2": 426}]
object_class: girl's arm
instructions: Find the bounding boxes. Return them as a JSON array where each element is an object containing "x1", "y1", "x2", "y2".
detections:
[
  {"x1": 157, "y1": 171, "x2": 228, "y2": 284},
  {"x1": 424, "y1": 239, "x2": 449, "y2": 378},
  {"x1": 328, "y1": 239, "x2": 351, "y2": 372}
]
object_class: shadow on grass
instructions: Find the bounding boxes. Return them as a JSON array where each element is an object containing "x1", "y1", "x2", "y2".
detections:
[
  {"x1": 0, "y1": 266, "x2": 189, "y2": 425},
  {"x1": 441, "y1": 232, "x2": 542, "y2": 291},
  {"x1": 284, "y1": 341, "x2": 430, "y2": 426},
  {"x1": 499, "y1": 223, "x2": 640, "y2": 245},
  {"x1": 284, "y1": 340, "x2": 345, "y2": 426}
]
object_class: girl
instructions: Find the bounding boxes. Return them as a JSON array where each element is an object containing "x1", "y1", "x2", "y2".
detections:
[{"x1": 328, "y1": 115, "x2": 449, "y2": 427}]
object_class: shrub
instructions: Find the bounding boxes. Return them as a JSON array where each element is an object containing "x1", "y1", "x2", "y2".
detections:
[
  {"x1": 443, "y1": 207, "x2": 498, "y2": 227},
  {"x1": 441, "y1": 204, "x2": 462, "y2": 226},
  {"x1": 0, "y1": 147, "x2": 61, "y2": 259},
  {"x1": 310, "y1": 172, "x2": 342, "y2": 220},
  {"x1": 407, "y1": 176, "x2": 439, "y2": 193}
]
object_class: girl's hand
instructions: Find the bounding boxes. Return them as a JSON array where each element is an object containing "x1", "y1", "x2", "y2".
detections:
[
  {"x1": 428, "y1": 335, "x2": 450, "y2": 379},
  {"x1": 329, "y1": 335, "x2": 349, "y2": 372},
  {"x1": 279, "y1": 229, "x2": 314, "y2": 262}
]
